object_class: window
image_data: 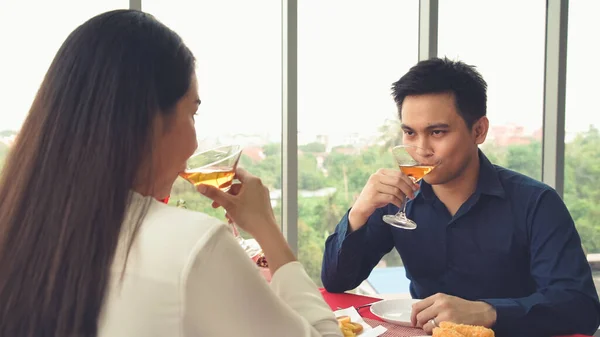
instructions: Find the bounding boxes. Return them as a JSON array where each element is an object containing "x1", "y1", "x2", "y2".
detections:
[
  {"x1": 0, "y1": 0, "x2": 128, "y2": 166},
  {"x1": 438, "y1": 0, "x2": 546, "y2": 180},
  {"x1": 563, "y1": 0, "x2": 600, "y2": 297},
  {"x1": 143, "y1": 1, "x2": 283, "y2": 224},
  {"x1": 297, "y1": 0, "x2": 419, "y2": 291}
]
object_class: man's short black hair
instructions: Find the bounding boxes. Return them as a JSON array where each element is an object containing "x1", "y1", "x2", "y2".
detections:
[{"x1": 391, "y1": 57, "x2": 487, "y2": 128}]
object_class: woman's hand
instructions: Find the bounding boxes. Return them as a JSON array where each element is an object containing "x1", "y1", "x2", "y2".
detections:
[
  {"x1": 197, "y1": 167, "x2": 296, "y2": 274},
  {"x1": 196, "y1": 167, "x2": 278, "y2": 239}
]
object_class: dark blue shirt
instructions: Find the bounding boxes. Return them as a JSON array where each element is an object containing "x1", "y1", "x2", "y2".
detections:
[{"x1": 322, "y1": 152, "x2": 600, "y2": 337}]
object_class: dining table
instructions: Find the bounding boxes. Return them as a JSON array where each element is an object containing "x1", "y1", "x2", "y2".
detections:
[{"x1": 319, "y1": 288, "x2": 593, "y2": 337}]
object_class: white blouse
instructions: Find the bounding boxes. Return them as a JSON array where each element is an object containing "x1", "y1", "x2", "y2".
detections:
[{"x1": 98, "y1": 193, "x2": 341, "y2": 337}]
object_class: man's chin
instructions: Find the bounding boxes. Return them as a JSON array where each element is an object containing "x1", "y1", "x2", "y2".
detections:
[{"x1": 422, "y1": 175, "x2": 436, "y2": 185}]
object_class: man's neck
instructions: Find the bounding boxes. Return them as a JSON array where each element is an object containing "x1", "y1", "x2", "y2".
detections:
[{"x1": 431, "y1": 151, "x2": 481, "y2": 216}]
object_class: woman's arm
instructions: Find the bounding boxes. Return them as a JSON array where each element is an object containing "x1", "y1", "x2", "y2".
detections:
[{"x1": 182, "y1": 224, "x2": 341, "y2": 337}]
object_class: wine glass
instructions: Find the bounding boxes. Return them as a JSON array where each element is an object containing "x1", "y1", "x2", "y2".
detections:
[
  {"x1": 180, "y1": 144, "x2": 242, "y2": 192},
  {"x1": 382, "y1": 145, "x2": 441, "y2": 230},
  {"x1": 179, "y1": 144, "x2": 260, "y2": 256}
]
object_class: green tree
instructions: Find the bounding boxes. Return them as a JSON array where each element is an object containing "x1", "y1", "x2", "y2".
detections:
[
  {"x1": 506, "y1": 141, "x2": 542, "y2": 180},
  {"x1": 377, "y1": 119, "x2": 402, "y2": 151},
  {"x1": 262, "y1": 143, "x2": 281, "y2": 157},
  {"x1": 298, "y1": 154, "x2": 326, "y2": 190},
  {"x1": 563, "y1": 127, "x2": 600, "y2": 253},
  {"x1": 481, "y1": 140, "x2": 542, "y2": 181},
  {"x1": 480, "y1": 143, "x2": 506, "y2": 166},
  {"x1": 239, "y1": 151, "x2": 281, "y2": 189},
  {"x1": 299, "y1": 142, "x2": 326, "y2": 153}
]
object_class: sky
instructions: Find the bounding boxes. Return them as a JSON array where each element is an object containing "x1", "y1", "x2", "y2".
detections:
[{"x1": 0, "y1": 0, "x2": 597, "y2": 145}]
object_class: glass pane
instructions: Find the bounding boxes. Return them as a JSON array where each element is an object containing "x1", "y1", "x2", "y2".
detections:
[
  {"x1": 298, "y1": 1, "x2": 419, "y2": 292},
  {"x1": 143, "y1": 1, "x2": 283, "y2": 226},
  {"x1": 564, "y1": 0, "x2": 600, "y2": 298},
  {"x1": 438, "y1": 0, "x2": 546, "y2": 180},
  {"x1": 0, "y1": 0, "x2": 128, "y2": 167}
]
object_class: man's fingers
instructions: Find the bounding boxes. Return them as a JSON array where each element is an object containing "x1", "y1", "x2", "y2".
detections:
[
  {"x1": 376, "y1": 177, "x2": 414, "y2": 200},
  {"x1": 415, "y1": 303, "x2": 439, "y2": 328},
  {"x1": 378, "y1": 172, "x2": 419, "y2": 198},
  {"x1": 411, "y1": 295, "x2": 437, "y2": 326}
]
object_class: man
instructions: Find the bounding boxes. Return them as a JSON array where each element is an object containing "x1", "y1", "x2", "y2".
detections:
[{"x1": 321, "y1": 58, "x2": 600, "y2": 336}]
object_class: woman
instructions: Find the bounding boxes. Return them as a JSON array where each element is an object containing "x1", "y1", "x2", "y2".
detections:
[{"x1": 0, "y1": 9, "x2": 341, "y2": 337}]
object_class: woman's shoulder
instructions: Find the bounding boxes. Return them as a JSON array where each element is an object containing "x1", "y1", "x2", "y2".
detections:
[
  {"x1": 117, "y1": 194, "x2": 228, "y2": 277},
  {"x1": 141, "y1": 199, "x2": 226, "y2": 251},
  {"x1": 146, "y1": 199, "x2": 223, "y2": 232}
]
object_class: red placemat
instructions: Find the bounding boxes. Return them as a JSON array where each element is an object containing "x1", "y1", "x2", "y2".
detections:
[{"x1": 319, "y1": 288, "x2": 383, "y2": 321}]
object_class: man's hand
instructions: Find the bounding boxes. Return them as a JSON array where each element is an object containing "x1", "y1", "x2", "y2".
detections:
[
  {"x1": 410, "y1": 293, "x2": 497, "y2": 334},
  {"x1": 348, "y1": 168, "x2": 419, "y2": 232}
]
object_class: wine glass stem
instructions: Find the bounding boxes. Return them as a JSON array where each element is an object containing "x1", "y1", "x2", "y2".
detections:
[
  {"x1": 398, "y1": 195, "x2": 409, "y2": 218},
  {"x1": 224, "y1": 211, "x2": 260, "y2": 256},
  {"x1": 230, "y1": 222, "x2": 249, "y2": 248},
  {"x1": 230, "y1": 221, "x2": 240, "y2": 236},
  {"x1": 224, "y1": 209, "x2": 247, "y2": 246}
]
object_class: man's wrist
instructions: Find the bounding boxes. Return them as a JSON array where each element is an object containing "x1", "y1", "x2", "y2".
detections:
[
  {"x1": 478, "y1": 301, "x2": 497, "y2": 327},
  {"x1": 348, "y1": 207, "x2": 370, "y2": 232}
]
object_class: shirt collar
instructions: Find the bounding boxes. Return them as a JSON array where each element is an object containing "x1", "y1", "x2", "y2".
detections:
[
  {"x1": 476, "y1": 149, "x2": 506, "y2": 198},
  {"x1": 416, "y1": 149, "x2": 506, "y2": 200}
]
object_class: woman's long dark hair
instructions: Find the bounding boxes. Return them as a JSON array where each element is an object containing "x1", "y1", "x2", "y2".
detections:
[{"x1": 0, "y1": 10, "x2": 195, "y2": 337}]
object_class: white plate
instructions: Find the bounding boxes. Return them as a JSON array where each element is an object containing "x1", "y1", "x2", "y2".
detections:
[{"x1": 369, "y1": 298, "x2": 419, "y2": 326}]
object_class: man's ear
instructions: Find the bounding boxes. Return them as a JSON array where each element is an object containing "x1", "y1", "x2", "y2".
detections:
[{"x1": 472, "y1": 116, "x2": 489, "y2": 145}]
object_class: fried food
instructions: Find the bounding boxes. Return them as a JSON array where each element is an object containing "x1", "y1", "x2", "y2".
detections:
[
  {"x1": 432, "y1": 321, "x2": 494, "y2": 337},
  {"x1": 433, "y1": 327, "x2": 466, "y2": 337},
  {"x1": 337, "y1": 315, "x2": 363, "y2": 336},
  {"x1": 337, "y1": 315, "x2": 351, "y2": 324}
]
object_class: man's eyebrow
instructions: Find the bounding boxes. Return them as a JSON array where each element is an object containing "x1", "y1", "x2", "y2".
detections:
[
  {"x1": 400, "y1": 123, "x2": 450, "y2": 131},
  {"x1": 425, "y1": 123, "x2": 450, "y2": 130}
]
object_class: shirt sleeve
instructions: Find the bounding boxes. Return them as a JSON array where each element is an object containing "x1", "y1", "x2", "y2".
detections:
[
  {"x1": 321, "y1": 207, "x2": 395, "y2": 293},
  {"x1": 182, "y1": 224, "x2": 342, "y2": 337},
  {"x1": 481, "y1": 189, "x2": 600, "y2": 336}
]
